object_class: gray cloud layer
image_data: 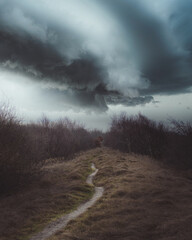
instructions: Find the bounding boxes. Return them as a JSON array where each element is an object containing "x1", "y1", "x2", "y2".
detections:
[{"x1": 0, "y1": 0, "x2": 192, "y2": 111}]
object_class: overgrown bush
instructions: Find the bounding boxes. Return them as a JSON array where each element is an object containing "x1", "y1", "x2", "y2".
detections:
[
  {"x1": 0, "y1": 104, "x2": 44, "y2": 193},
  {"x1": 0, "y1": 105, "x2": 95, "y2": 194},
  {"x1": 166, "y1": 120, "x2": 192, "y2": 168},
  {"x1": 105, "y1": 114, "x2": 167, "y2": 158},
  {"x1": 105, "y1": 113, "x2": 192, "y2": 168},
  {"x1": 36, "y1": 117, "x2": 94, "y2": 159}
]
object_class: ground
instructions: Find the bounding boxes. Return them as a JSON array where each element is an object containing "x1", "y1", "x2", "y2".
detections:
[
  {"x1": 1, "y1": 148, "x2": 192, "y2": 240},
  {"x1": 0, "y1": 155, "x2": 94, "y2": 240}
]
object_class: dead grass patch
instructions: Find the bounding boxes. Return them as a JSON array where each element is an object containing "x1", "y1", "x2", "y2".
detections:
[
  {"x1": 0, "y1": 154, "x2": 94, "y2": 240},
  {"x1": 48, "y1": 148, "x2": 192, "y2": 240}
]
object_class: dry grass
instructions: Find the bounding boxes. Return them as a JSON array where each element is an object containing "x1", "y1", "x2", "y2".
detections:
[
  {"x1": 0, "y1": 153, "x2": 94, "y2": 240},
  {"x1": 1, "y1": 148, "x2": 192, "y2": 240},
  {"x1": 49, "y1": 148, "x2": 192, "y2": 240}
]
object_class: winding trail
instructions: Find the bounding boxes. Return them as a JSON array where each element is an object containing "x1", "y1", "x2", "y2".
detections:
[{"x1": 30, "y1": 163, "x2": 104, "y2": 240}]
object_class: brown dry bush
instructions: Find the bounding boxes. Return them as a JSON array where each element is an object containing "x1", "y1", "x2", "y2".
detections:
[
  {"x1": 166, "y1": 120, "x2": 192, "y2": 168},
  {"x1": 36, "y1": 116, "x2": 94, "y2": 159},
  {"x1": 25, "y1": 116, "x2": 95, "y2": 163},
  {"x1": 105, "y1": 113, "x2": 167, "y2": 158},
  {"x1": 0, "y1": 106, "x2": 95, "y2": 194},
  {"x1": 105, "y1": 113, "x2": 192, "y2": 168},
  {"x1": 0, "y1": 104, "x2": 44, "y2": 194}
]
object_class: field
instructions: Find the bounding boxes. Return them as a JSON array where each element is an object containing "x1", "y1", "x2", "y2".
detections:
[
  {"x1": 1, "y1": 148, "x2": 192, "y2": 240},
  {"x1": 0, "y1": 155, "x2": 94, "y2": 240}
]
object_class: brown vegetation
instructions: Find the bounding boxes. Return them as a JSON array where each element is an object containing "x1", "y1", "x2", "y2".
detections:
[
  {"x1": 0, "y1": 104, "x2": 99, "y2": 194},
  {"x1": 49, "y1": 148, "x2": 192, "y2": 240},
  {"x1": 0, "y1": 104, "x2": 44, "y2": 194},
  {"x1": 94, "y1": 136, "x2": 104, "y2": 147},
  {"x1": 0, "y1": 154, "x2": 94, "y2": 240},
  {"x1": 1, "y1": 104, "x2": 192, "y2": 240},
  {"x1": 105, "y1": 113, "x2": 192, "y2": 168}
]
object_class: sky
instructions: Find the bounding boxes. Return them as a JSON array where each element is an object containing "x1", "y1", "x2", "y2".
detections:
[{"x1": 0, "y1": 0, "x2": 192, "y2": 130}]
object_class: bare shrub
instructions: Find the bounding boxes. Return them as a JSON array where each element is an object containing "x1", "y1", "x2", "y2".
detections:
[
  {"x1": 0, "y1": 104, "x2": 44, "y2": 194},
  {"x1": 166, "y1": 120, "x2": 192, "y2": 168},
  {"x1": 105, "y1": 113, "x2": 192, "y2": 168},
  {"x1": 105, "y1": 113, "x2": 167, "y2": 158},
  {"x1": 36, "y1": 117, "x2": 93, "y2": 160},
  {"x1": 25, "y1": 116, "x2": 94, "y2": 162},
  {"x1": 0, "y1": 105, "x2": 95, "y2": 194}
]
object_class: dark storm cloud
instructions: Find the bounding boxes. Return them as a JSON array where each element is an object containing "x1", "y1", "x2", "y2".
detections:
[
  {"x1": 29, "y1": 87, "x2": 108, "y2": 112},
  {"x1": 0, "y1": 0, "x2": 192, "y2": 111},
  {"x1": 105, "y1": 95, "x2": 154, "y2": 107},
  {"x1": 101, "y1": 0, "x2": 192, "y2": 95}
]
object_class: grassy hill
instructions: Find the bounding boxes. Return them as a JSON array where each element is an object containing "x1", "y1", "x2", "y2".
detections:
[
  {"x1": 50, "y1": 148, "x2": 192, "y2": 240},
  {"x1": 1, "y1": 148, "x2": 192, "y2": 240}
]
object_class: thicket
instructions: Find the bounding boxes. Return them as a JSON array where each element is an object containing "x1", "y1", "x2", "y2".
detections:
[
  {"x1": 105, "y1": 114, "x2": 192, "y2": 169},
  {"x1": 1, "y1": 102, "x2": 191, "y2": 194},
  {"x1": 0, "y1": 105, "x2": 97, "y2": 194}
]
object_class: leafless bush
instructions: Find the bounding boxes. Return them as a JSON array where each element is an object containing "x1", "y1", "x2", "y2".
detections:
[
  {"x1": 105, "y1": 113, "x2": 192, "y2": 168},
  {"x1": 0, "y1": 106, "x2": 95, "y2": 194},
  {"x1": 35, "y1": 117, "x2": 93, "y2": 160},
  {"x1": 166, "y1": 120, "x2": 192, "y2": 168},
  {"x1": 105, "y1": 113, "x2": 167, "y2": 158},
  {"x1": 0, "y1": 104, "x2": 45, "y2": 194},
  {"x1": 25, "y1": 116, "x2": 95, "y2": 162}
]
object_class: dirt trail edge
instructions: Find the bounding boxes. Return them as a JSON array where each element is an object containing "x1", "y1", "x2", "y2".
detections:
[{"x1": 30, "y1": 163, "x2": 104, "y2": 240}]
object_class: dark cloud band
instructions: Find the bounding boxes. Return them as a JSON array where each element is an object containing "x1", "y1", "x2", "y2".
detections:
[{"x1": 0, "y1": 0, "x2": 192, "y2": 111}]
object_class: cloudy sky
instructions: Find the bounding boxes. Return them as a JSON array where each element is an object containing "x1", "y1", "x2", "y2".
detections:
[{"x1": 0, "y1": 0, "x2": 192, "y2": 130}]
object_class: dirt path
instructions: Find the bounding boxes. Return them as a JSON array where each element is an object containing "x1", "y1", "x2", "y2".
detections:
[
  {"x1": 54, "y1": 148, "x2": 192, "y2": 240},
  {"x1": 2, "y1": 148, "x2": 192, "y2": 240},
  {"x1": 30, "y1": 163, "x2": 104, "y2": 240}
]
